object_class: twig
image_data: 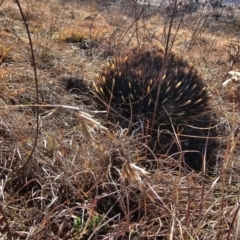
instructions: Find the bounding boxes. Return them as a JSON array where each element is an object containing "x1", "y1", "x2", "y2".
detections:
[{"x1": 14, "y1": 0, "x2": 39, "y2": 173}]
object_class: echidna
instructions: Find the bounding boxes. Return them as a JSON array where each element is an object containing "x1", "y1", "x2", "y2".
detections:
[{"x1": 93, "y1": 47, "x2": 216, "y2": 170}]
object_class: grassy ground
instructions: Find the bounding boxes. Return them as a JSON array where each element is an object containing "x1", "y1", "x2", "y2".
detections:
[{"x1": 0, "y1": 0, "x2": 240, "y2": 239}]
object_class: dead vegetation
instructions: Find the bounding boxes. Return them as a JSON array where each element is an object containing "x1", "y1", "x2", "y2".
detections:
[{"x1": 0, "y1": 0, "x2": 240, "y2": 239}]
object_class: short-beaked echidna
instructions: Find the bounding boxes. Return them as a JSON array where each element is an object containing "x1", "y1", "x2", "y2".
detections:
[{"x1": 93, "y1": 47, "x2": 215, "y2": 170}]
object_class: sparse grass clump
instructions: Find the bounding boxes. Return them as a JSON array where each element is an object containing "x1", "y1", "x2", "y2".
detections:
[
  {"x1": 0, "y1": 46, "x2": 12, "y2": 64},
  {"x1": 59, "y1": 28, "x2": 87, "y2": 43}
]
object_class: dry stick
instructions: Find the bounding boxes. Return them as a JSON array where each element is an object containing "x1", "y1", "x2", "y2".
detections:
[
  {"x1": 151, "y1": 0, "x2": 178, "y2": 135},
  {"x1": 89, "y1": 8, "x2": 104, "y2": 40},
  {"x1": 168, "y1": 10, "x2": 184, "y2": 52},
  {"x1": 89, "y1": 7, "x2": 119, "y2": 58},
  {"x1": 14, "y1": 0, "x2": 39, "y2": 173},
  {"x1": 49, "y1": 7, "x2": 61, "y2": 33},
  {"x1": 185, "y1": 125, "x2": 212, "y2": 235},
  {"x1": 187, "y1": 13, "x2": 205, "y2": 52},
  {"x1": 198, "y1": 129, "x2": 209, "y2": 217},
  {"x1": 226, "y1": 203, "x2": 240, "y2": 240},
  {"x1": 219, "y1": 128, "x2": 240, "y2": 238},
  {"x1": 134, "y1": 1, "x2": 141, "y2": 50},
  {"x1": 109, "y1": 2, "x2": 146, "y2": 49}
]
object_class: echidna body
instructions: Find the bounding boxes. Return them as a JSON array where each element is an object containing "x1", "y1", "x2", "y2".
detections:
[
  {"x1": 94, "y1": 49, "x2": 209, "y2": 126},
  {"x1": 93, "y1": 48, "x2": 215, "y2": 171}
]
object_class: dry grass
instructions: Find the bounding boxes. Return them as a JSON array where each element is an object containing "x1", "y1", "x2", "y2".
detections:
[{"x1": 0, "y1": 0, "x2": 240, "y2": 239}]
